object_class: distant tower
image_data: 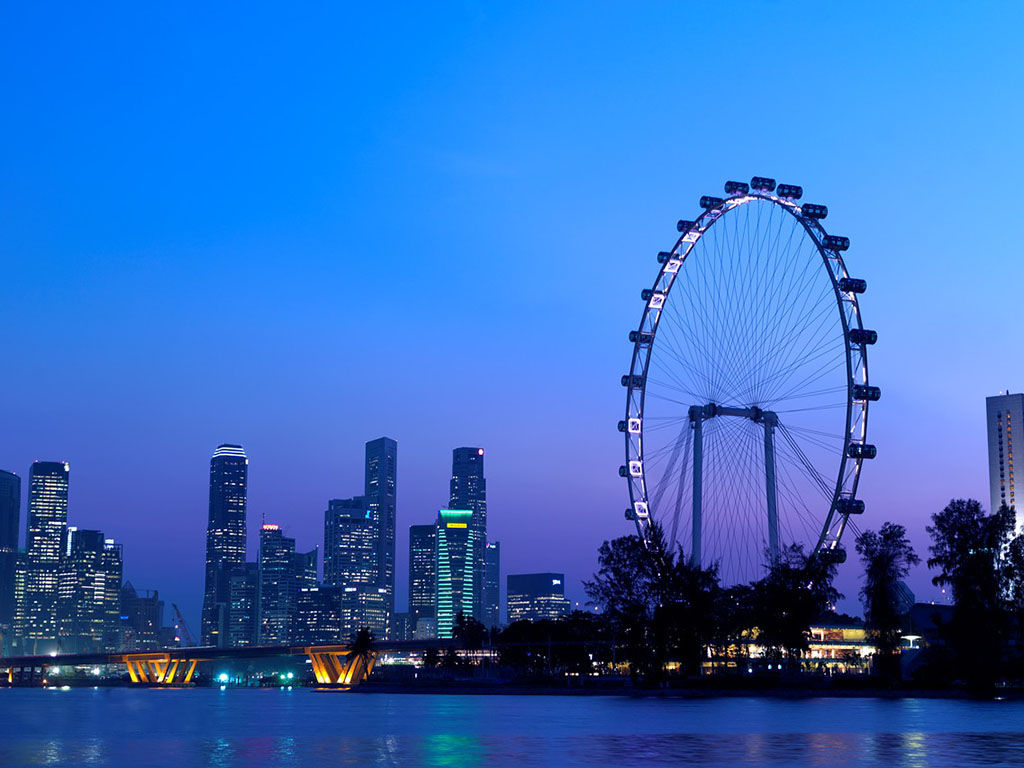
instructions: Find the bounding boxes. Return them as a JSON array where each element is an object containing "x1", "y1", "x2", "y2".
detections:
[
  {"x1": 449, "y1": 448, "x2": 487, "y2": 620},
  {"x1": 323, "y1": 497, "x2": 375, "y2": 587},
  {"x1": 0, "y1": 470, "x2": 21, "y2": 628},
  {"x1": 435, "y1": 509, "x2": 476, "y2": 638},
  {"x1": 364, "y1": 437, "x2": 397, "y2": 635},
  {"x1": 408, "y1": 524, "x2": 436, "y2": 629},
  {"x1": 200, "y1": 444, "x2": 248, "y2": 647},
  {"x1": 16, "y1": 461, "x2": 69, "y2": 647},
  {"x1": 986, "y1": 392, "x2": 1024, "y2": 533},
  {"x1": 258, "y1": 523, "x2": 297, "y2": 645},
  {"x1": 483, "y1": 541, "x2": 500, "y2": 628}
]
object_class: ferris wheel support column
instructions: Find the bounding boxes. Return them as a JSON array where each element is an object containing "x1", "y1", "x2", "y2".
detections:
[
  {"x1": 689, "y1": 405, "x2": 705, "y2": 567},
  {"x1": 762, "y1": 411, "x2": 780, "y2": 565}
]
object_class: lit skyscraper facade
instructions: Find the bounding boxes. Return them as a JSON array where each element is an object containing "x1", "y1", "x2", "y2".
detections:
[
  {"x1": 365, "y1": 437, "x2": 397, "y2": 635},
  {"x1": 408, "y1": 524, "x2": 436, "y2": 627},
  {"x1": 0, "y1": 469, "x2": 21, "y2": 628},
  {"x1": 449, "y1": 448, "x2": 486, "y2": 620},
  {"x1": 506, "y1": 573, "x2": 570, "y2": 623},
  {"x1": 16, "y1": 461, "x2": 69, "y2": 646},
  {"x1": 258, "y1": 524, "x2": 296, "y2": 644},
  {"x1": 227, "y1": 562, "x2": 259, "y2": 647},
  {"x1": 324, "y1": 497, "x2": 375, "y2": 587},
  {"x1": 57, "y1": 528, "x2": 122, "y2": 652},
  {"x1": 201, "y1": 444, "x2": 248, "y2": 647},
  {"x1": 987, "y1": 392, "x2": 1024, "y2": 533},
  {"x1": 483, "y1": 540, "x2": 500, "y2": 628},
  {"x1": 435, "y1": 509, "x2": 476, "y2": 638}
]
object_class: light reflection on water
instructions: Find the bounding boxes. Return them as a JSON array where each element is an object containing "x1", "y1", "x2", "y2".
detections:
[{"x1": 3, "y1": 690, "x2": 1024, "y2": 767}]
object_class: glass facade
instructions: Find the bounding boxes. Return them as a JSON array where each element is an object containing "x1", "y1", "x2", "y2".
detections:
[
  {"x1": 408, "y1": 523, "x2": 436, "y2": 626},
  {"x1": 449, "y1": 448, "x2": 487, "y2": 620},
  {"x1": 435, "y1": 509, "x2": 476, "y2": 638},
  {"x1": 0, "y1": 469, "x2": 21, "y2": 628},
  {"x1": 201, "y1": 444, "x2": 248, "y2": 647},
  {"x1": 364, "y1": 437, "x2": 397, "y2": 636}
]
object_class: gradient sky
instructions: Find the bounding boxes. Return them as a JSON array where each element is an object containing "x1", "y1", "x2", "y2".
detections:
[{"x1": 2, "y1": 2, "x2": 1022, "y2": 626}]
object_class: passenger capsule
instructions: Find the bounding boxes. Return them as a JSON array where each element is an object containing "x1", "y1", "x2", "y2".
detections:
[
  {"x1": 641, "y1": 289, "x2": 655, "y2": 300},
  {"x1": 823, "y1": 235, "x2": 850, "y2": 251},
  {"x1": 629, "y1": 330, "x2": 654, "y2": 345},
  {"x1": 699, "y1": 195, "x2": 724, "y2": 209},
  {"x1": 621, "y1": 374, "x2": 644, "y2": 388},
  {"x1": 750, "y1": 176, "x2": 776, "y2": 191},
  {"x1": 853, "y1": 384, "x2": 881, "y2": 401},
  {"x1": 657, "y1": 251, "x2": 673, "y2": 264},
  {"x1": 835, "y1": 498, "x2": 865, "y2": 515},
  {"x1": 624, "y1": 507, "x2": 636, "y2": 520},
  {"x1": 724, "y1": 180, "x2": 749, "y2": 195},
  {"x1": 848, "y1": 328, "x2": 877, "y2": 345},
  {"x1": 838, "y1": 277, "x2": 867, "y2": 294},
  {"x1": 776, "y1": 184, "x2": 803, "y2": 199},
  {"x1": 617, "y1": 420, "x2": 627, "y2": 433},
  {"x1": 676, "y1": 219, "x2": 695, "y2": 233},
  {"x1": 619, "y1": 465, "x2": 629, "y2": 477},
  {"x1": 847, "y1": 443, "x2": 877, "y2": 459},
  {"x1": 802, "y1": 203, "x2": 828, "y2": 220},
  {"x1": 818, "y1": 548, "x2": 847, "y2": 564}
]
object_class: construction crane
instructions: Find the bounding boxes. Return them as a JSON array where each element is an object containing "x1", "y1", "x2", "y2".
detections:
[{"x1": 172, "y1": 603, "x2": 197, "y2": 647}]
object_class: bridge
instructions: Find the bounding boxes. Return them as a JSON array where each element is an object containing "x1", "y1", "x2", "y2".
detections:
[{"x1": 1, "y1": 639, "x2": 447, "y2": 688}]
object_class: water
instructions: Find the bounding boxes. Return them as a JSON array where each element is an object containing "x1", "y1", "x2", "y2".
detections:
[{"x1": 2, "y1": 689, "x2": 1024, "y2": 767}]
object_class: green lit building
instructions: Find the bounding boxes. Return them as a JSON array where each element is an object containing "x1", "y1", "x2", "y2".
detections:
[{"x1": 435, "y1": 509, "x2": 476, "y2": 638}]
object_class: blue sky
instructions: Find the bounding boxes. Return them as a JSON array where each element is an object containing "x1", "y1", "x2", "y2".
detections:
[{"x1": 1, "y1": 2, "x2": 1022, "y2": 622}]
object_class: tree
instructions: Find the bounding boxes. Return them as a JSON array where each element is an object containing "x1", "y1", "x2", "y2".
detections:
[
  {"x1": 422, "y1": 647, "x2": 440, "y2": 668},
  {"x1": 749, "y1": 544, "x2": 840, "y2": 670},
  {"x1": 926, "y1": 499, "x2": 1013, "y2": 691},
  {"x1": 855, "y1": 522, "x2": 919, "y2": 682},
  {"x1": 452, "y1": 612, "x2": 488, "y2": 650},
  {"x1": 349, "y1": 627, "x2": 376, "y2": 681}
]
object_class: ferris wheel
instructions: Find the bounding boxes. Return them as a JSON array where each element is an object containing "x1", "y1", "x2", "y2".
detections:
[{"x1": 619, "y1": 177, "x2": 877, "y2": 585}]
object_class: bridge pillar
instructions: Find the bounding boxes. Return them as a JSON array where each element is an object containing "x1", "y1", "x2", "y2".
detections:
[{"x1": 306, "y1": 646, "x2": 376, "y2": 686}]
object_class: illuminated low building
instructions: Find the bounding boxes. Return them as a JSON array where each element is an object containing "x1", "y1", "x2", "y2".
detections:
[{"x1": 506, "y1": 573, "x2": 570, "y2": 623}]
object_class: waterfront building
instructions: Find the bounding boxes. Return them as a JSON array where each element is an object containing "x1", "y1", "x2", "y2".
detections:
[
  {"x1": 435, "y1": 509, "x2": 477, "y2": 638},
  {"x1": 258, "y1": 524, "x2": 296, "y2": 644},
  {"x1": 323, "y1": 497, "x2": 375, "y2": 587},
  {"x1": 15, "y1": 461, "x2": 69, "y2": 647},
  {"x1": 987, "y1": 392, "x2": 1024, "y2": 532},
  {"x1": 56, "y1": 528, "x2": 122, "y2": 652},
  {"x1": 200, "y1": 444, "x2": 248, "y2": 647},
  {"x1": 483, "y1": 541, "x2": 500, "y2": 628},
  {"x1": 0, "y1": 469, "x2": 21, "y2": 628},
  {"x1": 506, "y1": 573, "x2": 570, "y2": 623},
  {"x1": 449, "y1": 448, "x2": 487, "y2": 620},
  {"x1": 365, "y1": 437, "x2": 397, "y2": 636},
  {"x1": 295, "y1": 585, "x2": 344, "y2": 644},
  {"x1": 119, "y1": 581, "x2": 164, "y2": 651},
  {"x1": 227, "y1": 563, "x2": 259, "y2": 647},
  {"x1": 408, "y1": 523, "x2": 436, "y2": 629},
  {"x1": 340, "y1": 584, "x2": 388, "y2": 640}
]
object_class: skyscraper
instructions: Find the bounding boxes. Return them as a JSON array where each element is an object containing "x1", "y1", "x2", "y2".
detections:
[
  {"x1": 258, "y1": 523, "x2": 296, "y2": 644},
  {"x1": 0, "y1": 470, "x2": 21, "y2": 628},
  {"x1": 987, "y1": 392, "x2": 1024, "y2": 533},
  {"x1": 365, "y1": 437, "x2": 397, "y2": 635},
  {"x1": 16, "y1": 461, "x2": 69, "y2": 647},
  {"x1": 408, "y1": 524, "x2": 436, "y2": 627},
  {"x1": 449, "y1": 448, "x2": 486, "y2": 620},
  {"x1": 227, "y1": 562, "x2": 259, "y2": 647},
  {"x1": 323, "y1": 497, "x2": 375, "y2": 587},
  {"x1": 506, "y1": 573, "x2": 570, "y2": 623},
  {"x1": 57, "y1": 528, "x2": 122, "y2": 652},
  {"x1": 201, "y1": 444, "x2": 248, "y2": 647},
  {"x1": 435, "y1": 509, "x2": 477, "y2": 638},
  {"x1": 119, "y1": 581, "x2": 164, "y2": 651},
  {"x1": 483, "y1": 540, "x2": 500, "y2": 628}
]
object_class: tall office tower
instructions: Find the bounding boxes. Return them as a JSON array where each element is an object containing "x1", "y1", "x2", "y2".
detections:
[
  {"x1": 119, "y1": 581, "x2": 164, "y2": 651},
  {"x1": 483, "y1": 541, "x2": 501, "y2": 628},
  {"x1": 16, "y1": 461, "x2": 69, "y2": 647},
  {"x1": 0, "y1": 470, "x2": 21, "y2": 627},
  {"x1": 365, "y1": 437, "x2": 397, "y2": 635},
  {"x1": 295, "y1": 585, "x2": 344, "y2": 644},
  {"x1": 408, "y1": 524, "x2": 436, "y2": 631},
  {"x1": 200, "y1": 444, "x2": 248, "y2": 648},
  {"x1": 294, "y1": 548, "x2": 318, "y2": 590},
  {"x1": 258, "y1": 524, "x2": 297, "y2": 644},
  {"x1": 987, "y1": 392, "x2": 1024, "y2": 533},
  {"x1": 227, "y1": 562, "x2": 259, "y2": 647},
  {"x1": 449, "y1": 448, "x2": 487, "y2": 619},
  {"x1": 340, "y1": 585, "x2": 388, "y2": 640},
  {"x1": 506, "y1": 573, "x2": 570, "y2": 623},
  {"x1": 435, "y1": 509, "x2": 477, "y2": 638},
  {"x1": 56, "y1": 528, "x2": 122, "y2": 652},
  {"x1": 323, "y1": 497, "x2": 375, "y2": 587}
]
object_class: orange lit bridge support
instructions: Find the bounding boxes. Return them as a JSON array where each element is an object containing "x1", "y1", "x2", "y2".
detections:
[
  {"x1": 120, "y1": 653, "x2": 200, "y2": 685},
  {"x1": 305, "y1": 645, "x2": 377, "y2": 686}
]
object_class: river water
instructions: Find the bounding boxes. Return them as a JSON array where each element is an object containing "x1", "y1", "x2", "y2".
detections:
[{"x1": 2, "y1": 688, "x2": 1023, "y2": 767}]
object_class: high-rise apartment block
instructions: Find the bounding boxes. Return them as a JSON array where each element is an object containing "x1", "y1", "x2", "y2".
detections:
[
  {"x1": 201, "y1": 444, "x2": 248, "y2": 647},
  {"x1": 506, "y1": 573, "x2": 570, "y2": 623},
  {"x1": 449, "y1": 448, "x2": 486, "y2": 620},
  {"x1": 435, "y1": 509, "x2": 476, "y2": 638},
  {"x1": 365, "y1": 437, "x2": 397, "y2": 635},
  {"x1": 16, "y1": 461, "x2": 70, "y2": 647},
  {"x1": 0, "y1": 469, "x2": 21, "y2": 628}
]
